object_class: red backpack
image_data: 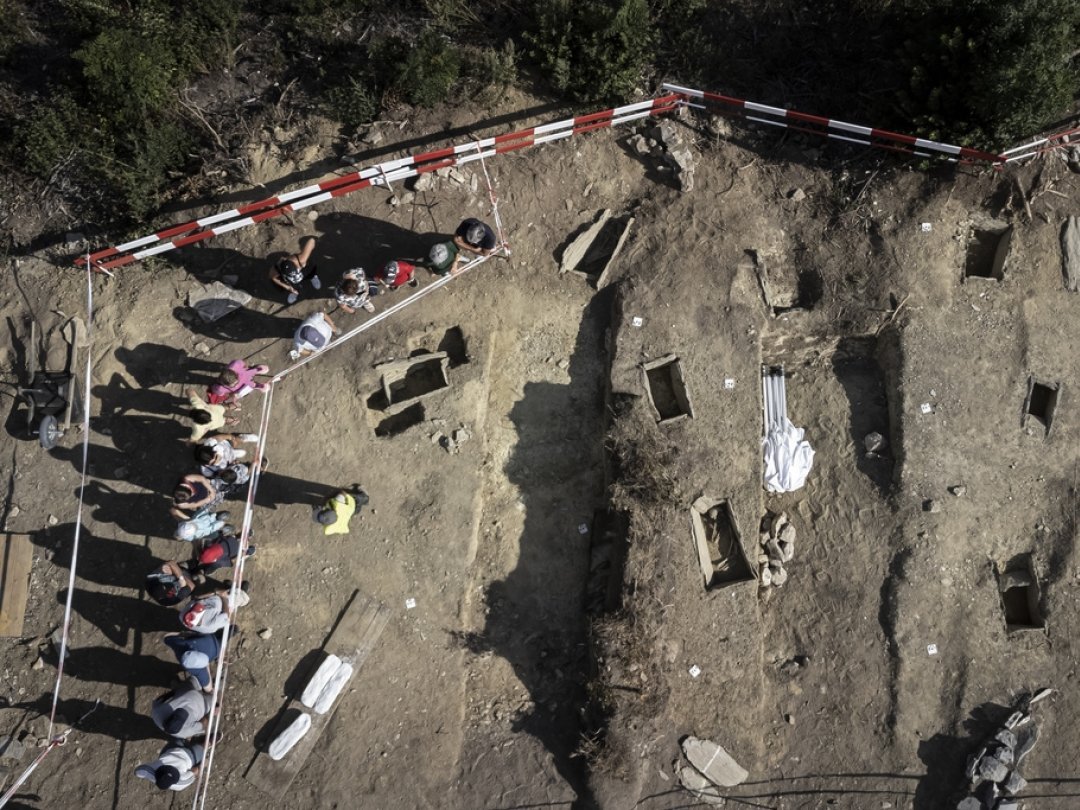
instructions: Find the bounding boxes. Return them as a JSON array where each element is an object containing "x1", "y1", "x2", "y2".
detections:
[{"x1": 199, "y1": 543, "x2": 226, "y2": 567}]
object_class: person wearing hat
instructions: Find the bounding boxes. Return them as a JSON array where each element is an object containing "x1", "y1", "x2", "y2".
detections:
[
  {"x1": 289, "y1": 310, "x2": 339, "y2": 361},
  {"x1": 151, "y1": 681, "x2": 215, "y2": 740},
  {"x1": 269, "y1": 235, "x2": 320, "y2": 305},
  {"x1": 194, "y1": 432, "x2": 258, "y2": 475},
  {"x1": 425, "y1": 241, "x2": 459, "y2": 277},
  {"x1": 333, "y1": 267, "x2": 376, "y2": 314},
  {"x1": 134, "y1": 740, "x2": 204, "y2": 791},
  {"x1": 371, "y1": 259, "x2": 419, "y2": 294},
  {"x1": 163, "y1": 630, "x2": 224, "y2": 692},
  {"x1": 312, "y1": 488, "x2": 369, "y2": 536},
  {"x1": 453, "y1": 218, "x2": 497, "y2": 258},
  {"x1": 145, "y1": 561, "x2": 197, "y2": 609}
]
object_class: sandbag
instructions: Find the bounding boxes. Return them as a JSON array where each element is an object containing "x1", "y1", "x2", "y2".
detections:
[
  {"x1": 269, "y1": 712, "x2": 311, "y2": 761},
  {"x1": 313, "y1": 662, "x2": 354, "y2": 715},
  {"x1": 300, "y1": 654, "x2": 342, "y2": 708}
]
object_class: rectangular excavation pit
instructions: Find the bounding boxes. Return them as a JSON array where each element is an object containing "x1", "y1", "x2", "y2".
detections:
[
  {"x1": 642, "y1": 355, "x2": 693, "y2": 425},
  {"x1": 1023, "y1": 377, "x2": 1060, "y2": 436},
  {"x1": 689, "y1": 496, "x2": 754, "y2": 590},
  {"x1": 964, "y1": 224, "x2": 1012, "y2": 281},
  {"x1": 559, "y1": 209, "x2": 634, "y2": 288},
  {"x1": 996, "y1": 555, "x2": 1045, "y2": 634},
  {"x1": 378, "y1": 352, "x2": 450, "y2": 415}
]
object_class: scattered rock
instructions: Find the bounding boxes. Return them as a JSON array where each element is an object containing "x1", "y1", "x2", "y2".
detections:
[
  {"x1": 626, "y1": 133, "x2": 651, "y2": 157},
  {"x1": 676, "y1": 764, "x2": 726, "y2": 806},
  {"x1": 1063, "y1": 216, "x2": 1080, "y2": 292},
  {"x1": 707, "y1": 115, "x2": 732, "y2": 138},
  {"x1": 31, "y1": 657, "x2": 43, "y2": 671},
  {"x1": 448, "y1": 168, "x2": 467, "y2": 184},
  {"x1": 410, "y1": 173, "x2": 435, "y2": 192},
  {"x1": 47, "y1": 515, "x2": 58, "y2": 526},
  {"x1": 0, "y1": 736, "x2": 24, "y2": 761},
  {"x1": 194, "y1": 342, "x2": 211, "y2": 355},
  {"x1": 784, "y1": 713, "x2": 795, "y2": 725},
  {"x1": 923, "y1": 499, "x2": 941, "y2": 513},
  {"x1": 864, "y1": 431, "x2": 887, "y2": 453},
  {"x1": 949, "y1": 485, "x2": 967, "y2": 497},
  {"x1": 788, "y1": 188, "x2": 806, "y2": 202},
  {"x1": 557, "y1": 359, "x2": 569, "y2": 370},
  {"x1": 977, "y1": 755, "x2": 1009, "y2": 783},
  {"x1": 257, "y1": 628, "x2": 272, "y2": 640},
  {"x1": 771, "y1": 566, "x2": 788, "y2": 587},
  {"x1": 682, "y1": 736, "x2": 749, "y2": 787},
  {"x1": 64, "y1": 232, "x2": 86, "y2": 248},
  {"x1": 760, "y1": 566, "x2": 772, "y2": 587},
  {"x1": 440, "y1": 435, "x2": 458, "y2": 454},
  {"x1": 49, "y1": 628, "x2": 69, "y2": 659},
  {"x1": 778, "y1": 524, "x2": 796, "y2": 544},
  {"x1": 7, "y1": 506, "x2": 19, "y2": 518},
  {"x1": 452, "y1": 427, "x2": 471, "y2": 446},
  {"x1": 435, "y1": 167, "x2": 452, "y2": 178},
  {"x1": 1002, "y1": 770, "x2": 1027, "y2": 795}
]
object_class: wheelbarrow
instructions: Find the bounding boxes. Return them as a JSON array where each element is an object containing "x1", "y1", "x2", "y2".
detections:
[{"x1": 16, "y1": 316, "x2": 87, "y2": 449}]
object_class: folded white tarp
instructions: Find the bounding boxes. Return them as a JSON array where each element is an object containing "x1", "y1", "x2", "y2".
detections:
[{"x1": 762, "y1": 367, "x2": 814, "y2": 493}]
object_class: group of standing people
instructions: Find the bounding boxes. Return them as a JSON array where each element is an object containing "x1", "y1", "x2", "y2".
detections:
[
  {"x1": 275, "y1": 219, "x2": 500, "y2": 361},
  {"x1": 130, "y1": 216, "x2": 499, "y2": 792}
]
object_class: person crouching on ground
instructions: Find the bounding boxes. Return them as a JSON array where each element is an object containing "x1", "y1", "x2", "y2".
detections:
[
  {"x1": 453, "y1": 218, "x2": 497, "y2": 271},
  {"x1": 312, "y1": 487, "x2": 369, "y2": 535},
  {"x1": 425, "y1": 241, "x2": 460, "y2": 277},
  {"x1": 269, "y1": 235, "x2": 320, "y2": 305},
  {"x1": 334, "y1": 267, "x2": 376, "y2": 314},
  {"x1": 170, "y1": 473, "x2": 225, "y2": 521},
  {"x1": 179, "y1": 584, "x2": 250, "y2": 635},
  {"x1": 134, "y1": 740, "x2": 204, "y2": 792},
  {"x1": 193, "y1": 433, "x2": 259, "y2": 475},
  {"x1": 289, "y1": 310, "x2": 339, "y2": 361}
]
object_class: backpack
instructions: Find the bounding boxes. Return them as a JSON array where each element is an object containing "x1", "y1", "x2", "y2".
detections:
[{"x1": 199, "y1": 543, "x2": 226, "y2": 567}]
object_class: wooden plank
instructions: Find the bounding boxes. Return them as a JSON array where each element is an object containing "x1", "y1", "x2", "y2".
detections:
[
  {"x1": 0, "y1": 534, "x2": 33, "y2": 637},
  {"x1": 244, "y1": 590, "x2": 391, "y2": 795}
]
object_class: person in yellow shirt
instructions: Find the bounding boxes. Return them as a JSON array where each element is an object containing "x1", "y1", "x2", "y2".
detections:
[
  {"x1": 312, "y1": 488, "x2": 369, "y2": 535},
  {"x1": 185, "y1": 389, "x2": 238, "y2": 443}
]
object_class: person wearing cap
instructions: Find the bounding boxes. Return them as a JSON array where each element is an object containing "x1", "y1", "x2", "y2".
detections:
[
  {"x1": 174, "y1": 510, "x2": 230, "y2": 543},
  {"x1": 178, "y1": 585, "x2": 251, "y2": 636},
  {"x1": 424, "y1": 241, "x2": 459, "y2": 277},
  {"x1": 163, "y1": 630, "x2": 223, "y2": 692},
  {"x1": 145, "y1": 561, "x2": 197, "y2": 609},
  {"x1": 151, "y1": 681, "x2": 215, "y2": 740},
  {"x1": 334, "y1": 267, "x2": 376, "y2": 314},
  {"x1": 134, "y1": 740, "x2": 204, "y2": 791},
  {"x1": 454, "y1": 218, "x2": 497, "y2": 258},
  {"x1": 371, "y1": 259, "x2": 419, "y2": 295},
  {"x1": 269, "y1": 235, "x2": 320, "y2": 305},
  {"x1": 312, "y1": 488, "x2": 369, "y2": 536},
  {"x1": 289, "y1": 310, "x2": 339, "y2": 361}
]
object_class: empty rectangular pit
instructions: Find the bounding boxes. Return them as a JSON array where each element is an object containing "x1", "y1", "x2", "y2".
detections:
[
  {"x1": 690, "y1": 496, "x2": 754, "y2": 590},
  {"x1": 996, "y1": 555, "x2": 1045, "y2": 634},
  {"x1": 1023, "y1": 377, "x2": 1060, "y2": 436},
  {"x1": 559, "y1": 209, "x2": 634, "y2": 287},
  {"x1": 964, "y1": 224, "x2": 1012, "y2": 281},
  {"x1": 378, "y1": 352, "x2": 450, "y2": 415},
  {"x1": 642, "y1": 355, "x2": 693, "y2": 425}
]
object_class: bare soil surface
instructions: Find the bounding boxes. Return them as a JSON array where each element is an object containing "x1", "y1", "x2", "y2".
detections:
[{"x1": 1, "y1": 90, "x2": 1079, "y2": 810}]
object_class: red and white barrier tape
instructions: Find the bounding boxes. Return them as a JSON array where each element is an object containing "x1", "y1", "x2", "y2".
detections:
[
  {"x1": 1001, "y1": 124, "x2": 1080, "y2": 163},
  {"x1": 76, "y1": 96, "x2": 678, "y2": 273},
  {"x1": 662, "y1": 83, "x2": 1005, "y2": 165}
]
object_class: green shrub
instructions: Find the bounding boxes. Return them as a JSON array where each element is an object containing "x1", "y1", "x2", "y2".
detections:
[
  {"x1": 900, "y1": 0, "x2": 1080, "y2": 148},
  {"x1": 16, "y1": 92, "x2": 86, "y2": 177},
  {"x1": 527, "y1": 0, "x2": 653, "y2": 101},
  {"x1": 323, "y1": 77, "x2": 378, "y2": 131},
  {"x1": 373, "y1": 29, "x2": 462, "y2": 107},
  {"x1": 460, "y1": 41, "x2": 518, "y2": 94}
]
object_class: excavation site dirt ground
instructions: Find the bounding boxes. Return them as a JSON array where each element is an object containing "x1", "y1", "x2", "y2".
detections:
[{"x1": 1, "y1": 89, "x2": 1079, "y2": 809}]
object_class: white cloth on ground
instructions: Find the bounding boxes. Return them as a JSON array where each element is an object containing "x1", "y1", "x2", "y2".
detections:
[{"x1": 762, "y1": 417, "x2": 815, "y2": 493}]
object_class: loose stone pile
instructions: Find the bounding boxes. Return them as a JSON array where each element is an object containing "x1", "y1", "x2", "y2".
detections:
[{"x1": 758, "y1": 511, "x2": 795, "y2": 588}]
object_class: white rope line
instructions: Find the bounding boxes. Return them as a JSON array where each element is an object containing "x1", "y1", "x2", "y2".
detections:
[
  {"x1": 0, "y1": 263, "x2": 95, "y2": 809},
  {"x1": 190, "y1": 383, "x2": 275, "y2": 809},
  {"x1": 474, "y1": 143, "x2": 509, "y2": 254}
]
